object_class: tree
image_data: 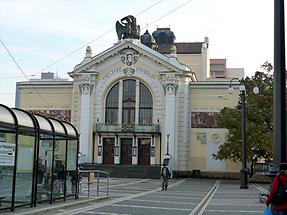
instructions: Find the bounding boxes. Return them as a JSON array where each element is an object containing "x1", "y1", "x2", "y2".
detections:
[{"x1": 213, "y1": 62, "x2": 273, "y2": 165}]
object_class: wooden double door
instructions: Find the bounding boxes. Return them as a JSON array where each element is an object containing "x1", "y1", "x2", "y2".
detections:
[
  {"x1": 138, "y1": 138, "x2": 150, "y2": 165},
  {"x1": 103, "y1": 138, "x2": 114, "y2": 164},
  {"x1": 120, "y1": 138, "x2": 132, "y2": 164},
  {"x1": 103, "y1": 137, "x2": 151, "y2": 165}
]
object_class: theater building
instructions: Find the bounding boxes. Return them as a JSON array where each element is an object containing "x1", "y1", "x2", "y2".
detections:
[{"x1": 16, "y1": 25, "x2": 244, "y2": 176}]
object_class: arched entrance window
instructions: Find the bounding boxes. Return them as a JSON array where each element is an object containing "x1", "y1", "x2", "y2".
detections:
[
  {"x1": 105, "y1": 83, "x2": 119, "y2": 123},
  {"x1": 105, "y1": 79, "x2": 153, "y2": 124}
]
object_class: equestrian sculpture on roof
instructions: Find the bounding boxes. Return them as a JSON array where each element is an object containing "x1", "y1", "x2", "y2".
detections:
[{"x1": 116, "y1": 15, "x2": 140, "y2": 40}]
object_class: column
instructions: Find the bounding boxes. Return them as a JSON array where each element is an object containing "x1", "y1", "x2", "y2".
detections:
[
  {"x1": 96, "y1": 135, "x2": 103, "y2": 164},
  {"x1": 150, "y1": 136, "x2": 155, "y2": 165},
  {"x1": 163, "y1": 74, "x2": 178, "y2": 174},
  {"x1": 135, "y1": 80, "x2": 140, "y2": 124},
  {"x1": 114, "y1": 136, "x2": 120, "y2": 164},
  {"x1": 118, "y1": 80, "x2": 123, "y2": 124},
  {"x1": 132, "y1": 136, "x2": 138, "y2": 165}
]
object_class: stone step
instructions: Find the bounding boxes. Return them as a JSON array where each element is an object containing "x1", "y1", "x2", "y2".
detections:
[{"x1": 79, "y1": 164, "x2": 161, "y2": 179}]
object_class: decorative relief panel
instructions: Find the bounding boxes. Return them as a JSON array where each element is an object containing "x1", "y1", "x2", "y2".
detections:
[
  {"x1": 163, "y1": 74, "x2": 179, "y2": 95},
  {"x1": 191, "y1": 112, "x2": 219, "y2": 128},
  {"x1": 119, "y1": 49, "x2": 139, "y2": 76},
  {"x1": 211, "y1": 133, "x2": 221, "y2": 143},
  {"x1": 79, "y1": 74, "x2": 94, "y2": 95},
  {"x1": 196, "y1": 132, "x2": 206, "y2": 144}
]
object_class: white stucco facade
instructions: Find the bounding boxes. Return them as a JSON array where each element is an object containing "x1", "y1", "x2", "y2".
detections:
[
  {"x1": 16, "y1": 36, "x2": 243, "y2": 175},
  {"x1": 67, "y1": 38, "x2": 242, "y2": 174}
]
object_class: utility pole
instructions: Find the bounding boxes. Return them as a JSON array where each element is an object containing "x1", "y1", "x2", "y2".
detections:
[{"x1": 273, "y1": 0, "x2": 286, "y2": 163}]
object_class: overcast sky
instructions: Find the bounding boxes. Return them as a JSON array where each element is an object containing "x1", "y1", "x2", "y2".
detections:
[{"x1": 0, "y1": 0, "x2": 276, "y2": 107}]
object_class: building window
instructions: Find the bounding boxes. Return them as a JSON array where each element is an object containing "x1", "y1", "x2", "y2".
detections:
[
  {"x1": 139, "y1": 83, "x2": 153, "y2": 124},
  {"x1": 105, "y1": 79, "x2": 153, "y2": 125},
  {"x1": 105, "y1": 83, "x2": 119, "y2": 123},
  {"x1": 122, "y1": 79, "x2": 136, "y2": 124},
  {"x1": 210, "y1": 64, "x2": 225, "y2": 67}
]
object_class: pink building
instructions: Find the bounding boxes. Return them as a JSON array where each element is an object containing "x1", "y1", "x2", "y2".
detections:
[{"x1": 210, "y1": 59, "x2": 227, "y2": 78}]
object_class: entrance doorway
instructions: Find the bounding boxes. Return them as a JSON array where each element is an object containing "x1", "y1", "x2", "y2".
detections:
[
  {"x1": 138, "y1": 138, "x2": 150, "y2": 165},
  {"x1": 120, "y1": 138, "x2": 132, "y2": 164},
  {"x1": 103, "y1": 138, "x2": 114, "y2": 164}
]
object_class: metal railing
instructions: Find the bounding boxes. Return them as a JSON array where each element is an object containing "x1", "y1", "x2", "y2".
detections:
[
  {"x1": 79, "y1": 170, "x2": 110, "y2": 198},
  {"x1": 95, "y1": 123, "x2": 160, "y2": 133}
]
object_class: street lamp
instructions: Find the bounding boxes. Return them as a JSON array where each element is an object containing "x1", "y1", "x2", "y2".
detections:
[
  {"x1": 228, "y1": 78, "x2": 259, "y2": 189},
  {"x1": 166, "y1": 134, "x2": 170, "y2": 156}
]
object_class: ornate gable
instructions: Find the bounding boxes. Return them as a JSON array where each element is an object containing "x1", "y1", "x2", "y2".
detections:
[{"x1": 69, "y1": 40, "x2": 191, "y2": 78}]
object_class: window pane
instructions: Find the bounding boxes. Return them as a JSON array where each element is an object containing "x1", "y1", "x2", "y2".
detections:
[
  {"x1": 0, "y1": 132, "x2": 16, "y2": 209},
  {"x1": 140, "y1": 83, "x2": 152, "y2": 108},
  {"x1": 105, "y1": 83, "x2": 119, "y2": 123},
  {"x1": 38, "y1": 137, "x2": 53, "y2": 203},
  {"x1": 122, "y1": 80, "x2": 136, "y2": 124},
  {"x1": 123, "y1": 80, "x2": 136, "y2": 108},
  {"x1": 139, "y1": 109, "x2": 152, "y2": 124},
  {"x1": 105, "y1": 109, "x2": 118, "y2": 124},
  {"x1": 139, "y1": 83, "x2": 153, "y2": 124},
  {"x1": 15, "y1": 134, "x2": 35, "y2": 207},
  {"x1": 53, "y1": 139, "x2": 66, "y2": 199},
  {"x1": 12, "y1": 109, "x2": 34, "y2": 128},
  {"x1": 0, "y1": 106, "x2": 15, "y2": 124},
  {"x1": 50, "y1": 119, "x2": 66, "y2": 135},
  {"x1": 66, "y1": 140, "x2": 77, "y2": 196},
  {"x1": 35, "y1": 115, "x2": 52, "y2": 132}
]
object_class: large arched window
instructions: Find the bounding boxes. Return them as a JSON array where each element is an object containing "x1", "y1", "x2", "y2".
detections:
[
  {"x1": 105, "y1": 83, "x2": 119, "y2": 123},
  {"x1": 139, "y1": 83, "x2": 153, "y2": 124},
  {"x1": 105, "y1": 80, "x2": 153, "y2": 125}
]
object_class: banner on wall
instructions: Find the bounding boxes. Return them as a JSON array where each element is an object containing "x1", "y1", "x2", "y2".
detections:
[{"x1": 0, "y1": 142, "x2": 16, "y2": 166}]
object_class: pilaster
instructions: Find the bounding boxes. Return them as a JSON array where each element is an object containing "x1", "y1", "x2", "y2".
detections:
[
  {"x1": 79, "y1": 74, "x2": 94, "y2": 163},
  {"x1": 163, "y1": 73, "x2": 178, "y2": 171}
]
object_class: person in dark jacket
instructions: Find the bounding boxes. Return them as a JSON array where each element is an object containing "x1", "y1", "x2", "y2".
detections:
[
  {"x1": 160, "y1": 164, "x2": 170, "y2": 191},
  {"x1": 37, "y1": 158, "x2": 46, "y2": 184},
  {"x1": 266, "y1": 163, "x2": 287, "y2": 214},
  {"x1": 36, "y1": 158, "x2": 46, "y2": 202}
]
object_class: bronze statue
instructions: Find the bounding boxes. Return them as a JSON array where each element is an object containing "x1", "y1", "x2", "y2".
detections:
[{"x1": 116, "y1": 15, "x2": 140, "y2": 40}]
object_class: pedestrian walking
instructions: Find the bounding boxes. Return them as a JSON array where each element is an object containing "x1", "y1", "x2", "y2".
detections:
[
  {"x1": 266, "y1": 163, "x2": 287, "y2": 215},
  {"x1": 36, "y1": 158, "x2": 46, "y2": 202},
  {"x1": 160, "y1": 164, "x2": 170, "y2": 191}
]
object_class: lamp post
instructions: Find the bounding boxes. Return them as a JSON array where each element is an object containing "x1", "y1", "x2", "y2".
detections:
[
  {"x1": 166, "y1": 134, "x2": 170, "y2": 156},
  {"x1": 229, "y1": 78, "x2": 259, "y2": 189}
]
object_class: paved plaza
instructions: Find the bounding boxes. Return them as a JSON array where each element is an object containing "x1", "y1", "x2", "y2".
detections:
[{"x1": 4, "y1": 177, "x2": 270, "y2": 215}]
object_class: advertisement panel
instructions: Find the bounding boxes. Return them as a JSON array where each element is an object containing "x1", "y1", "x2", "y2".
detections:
[{"x1": 0, "y1": 142, "x2": 16, "y2": 166}]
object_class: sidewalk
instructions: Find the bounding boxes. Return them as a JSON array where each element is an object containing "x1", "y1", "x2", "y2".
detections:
[
  {"x1": 2, "y1": 176, "x2": 109, "y2": 215},
  {"x1": 3, "y1": 196, "x2": 109, "y2": 215}
]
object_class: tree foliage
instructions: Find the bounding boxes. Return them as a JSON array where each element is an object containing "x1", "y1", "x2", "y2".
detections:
[{"x1": 213, "y1": 62, "x2": 273, "y2": 162}]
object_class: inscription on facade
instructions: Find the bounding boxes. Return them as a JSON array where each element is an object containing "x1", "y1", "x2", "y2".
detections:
[
  {"x1": 135, "y1": 67, "x2": 156, "y2": 79},
  {"x1": 102, "y1": 67, "x2": 122, "y2": 80},
  {"x1": 102, "y1": 67, "x2": 156, "y2": 80}
]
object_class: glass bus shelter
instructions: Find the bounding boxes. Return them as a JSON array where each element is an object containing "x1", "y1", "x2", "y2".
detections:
[{"x1": 0, "y1": 104, "x2": 79, "y2": 212}]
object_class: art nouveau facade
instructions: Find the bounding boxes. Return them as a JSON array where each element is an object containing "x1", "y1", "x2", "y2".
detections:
[
  {"x1": 68, "y1": 37, "x2": 243, "y2": 174},
  {"x1": 16, "y1": 29, "x2": 244, "y2": 174}
]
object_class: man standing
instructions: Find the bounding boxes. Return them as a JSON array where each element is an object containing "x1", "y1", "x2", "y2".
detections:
[
  {"x1": 37, "y1": 158, "x2": 46, "y2": 202},
  {"x1": 160, "y1": 163, "x2": 170, "y2": 191}
]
